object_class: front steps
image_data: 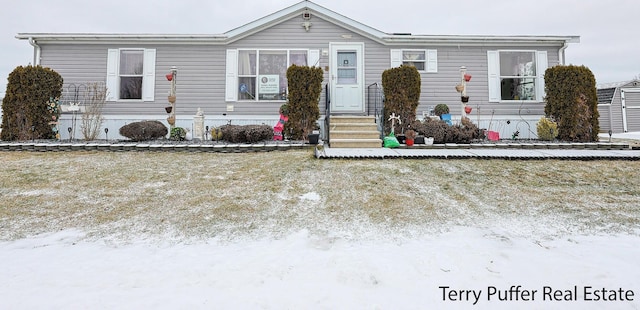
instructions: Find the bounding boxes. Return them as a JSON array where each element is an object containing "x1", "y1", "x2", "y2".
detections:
[{"x1": 329, "y1": 115, "x2": 382, "y2": 148}]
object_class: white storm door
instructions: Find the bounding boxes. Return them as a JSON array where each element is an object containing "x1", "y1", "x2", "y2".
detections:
[{"x1": 330, "y1": 43, "x2": 364, "y2": 113}]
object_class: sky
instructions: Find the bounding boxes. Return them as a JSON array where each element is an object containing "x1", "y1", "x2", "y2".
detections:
[{"x1": 1, "y1": 0, "x2": 639, "y2": 97}]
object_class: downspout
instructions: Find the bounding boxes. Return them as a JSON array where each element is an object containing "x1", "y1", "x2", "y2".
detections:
[
  {"x1": 558, "y1": 42, "x2": 568, "y2": 65},
  {"x1": 28, "y1": 37, "x2": 41, "y2": 66}
]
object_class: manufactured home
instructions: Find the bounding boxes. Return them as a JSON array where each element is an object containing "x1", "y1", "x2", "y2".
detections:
[
  {"x1": 16, "y1": 1, "x2": 579, "y2": 145},
  {"x1": 597, "y1": 80, "x2": 640, "y2": 133}
]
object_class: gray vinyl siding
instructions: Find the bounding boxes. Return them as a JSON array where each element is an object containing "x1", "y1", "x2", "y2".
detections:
[
  {"x1": 623, "y1": 87, "x2": 640, "y2": 132},
  {"x1": 37, "y1": 14, "x2": 565, "y2": 122},
  {"x1": 598, "y1": 81, "x2": 640, "y2": 133},
  {"x1": 599, "y1": 88, "x2": 624, "y2": 133}
]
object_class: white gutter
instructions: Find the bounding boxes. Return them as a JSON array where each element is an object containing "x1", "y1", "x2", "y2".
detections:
[
  {"x1": 558, "y1": 42, "x2": 568, "y2": 65},
  {"x1": 28, "y1": 37, "x2": 41, "y2": 66}
]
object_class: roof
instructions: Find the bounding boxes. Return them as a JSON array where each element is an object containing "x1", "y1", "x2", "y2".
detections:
[
  {"x1": 597, "y1": 87, "x2": 617, "y2": 105},
  {"x1": 16, "y1": 1, "x2": 580, "y2": 46},
  {"x1": 596, "y1": 79, "x2": 640, "y2": 104}
]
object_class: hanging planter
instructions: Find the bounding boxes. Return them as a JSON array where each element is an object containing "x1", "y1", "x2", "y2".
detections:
[
  {"x1": 165, "y1": 73, "x2": 173, "y2": 81},
  {"x1": 167, "y1": 115, "x2": 176, "y2": 126},
  {"x1": 461, "y1": 96, "x2": 470, "y2": 103},
  {"x1": 164, "y1": 106, "x2": 173, "y2": 114},
  {"x1": 465, "y1": 105, "x2": 472, "y2": 114},
  {"x1": 455, "y1": 84, "x2": 464, "y2": 93},
  {"x1": 168, "y1": 95, "x2": 176, "y2": 103},
  {"x1": 464, "y1": 73, "x2": 472, "y2": 82}
]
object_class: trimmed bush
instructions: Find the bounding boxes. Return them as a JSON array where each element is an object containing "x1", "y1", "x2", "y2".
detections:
[
  {"x1": 536, "y1": 117, "x2": 559, "y2": 141},
  {"x1": 170, "y1": 127, "x2": 186, "y2": 141},
  {"x1": 434, "y1": 104, "x2": 450, "y2": 117},
  {"x1": 411, "y1": 118, "x2": 447, "y2": 143},
  {"x1": 411, "y1": 117, "x2": 480, "y2": 144},
  {"x1": 119, "y1": 120, "x2": 168, "y2": 141},
  {"x1": 284, "y1": 65, "x2": 323, "y2": 140},
  {"x1": 1, "y1": 65, "x2": 64, "y2": 141},
  {"x1": 544, "y1": 65, "x2": 599, "y2": 142},
  {"x1": 220, "y1": 124, "x2": 274, "y2": 143},
  {"x1": 382, "y1": 65, "x2": 421, "y2": 134}
]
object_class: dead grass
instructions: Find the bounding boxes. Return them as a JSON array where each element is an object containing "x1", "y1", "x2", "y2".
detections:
[{"x1": 1, "y1": 150, "x2": 639, "y2": 242}]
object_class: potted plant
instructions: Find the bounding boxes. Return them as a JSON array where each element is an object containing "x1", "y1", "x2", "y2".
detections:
[
  {"x1": 405, "y1": 129, "x2": 416, "y2": 146},
  {"x1": 434, "y1": 104, "x2": 450, "y2": 117}
]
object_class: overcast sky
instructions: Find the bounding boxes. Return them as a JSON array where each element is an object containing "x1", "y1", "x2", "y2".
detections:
[{"x1": 1, "y1": 0, "x2": 638, "y2": 97}]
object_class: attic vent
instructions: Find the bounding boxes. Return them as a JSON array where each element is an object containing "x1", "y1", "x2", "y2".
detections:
[{"x1": 302, "y1": 11, "x2": 311, "y2": 20}]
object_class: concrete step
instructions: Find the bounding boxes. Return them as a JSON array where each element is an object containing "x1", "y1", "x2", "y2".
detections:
[
  {"x1": 329, "y1": 115, "x2": 377, "y2": 124},
  {"x1": 330, "y1": 130, "x2": 381, "y2": 139},
  {"x1": 329, "y1": 123, "x2": 379, "y2": 132},
  {"x1": 330, "y1": 138, "x2": 383, "y2": 148}
]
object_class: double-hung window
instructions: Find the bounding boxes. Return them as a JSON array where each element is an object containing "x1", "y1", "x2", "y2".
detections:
[
  {"x1": 390, "y1": 49, "x2": 438, "y2": 72},
  {"x1": 487, "y1": 50, "x2": 548, "y2": 102},
  {"x1": 106, "y1": 48, "x2": 156, "y2": 101},
  {"x1": 226, "y1": 49, "x2": 319, "y2": 102}
]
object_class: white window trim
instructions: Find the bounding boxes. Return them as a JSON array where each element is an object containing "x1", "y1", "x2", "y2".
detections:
[
  {"x1": 225, "y1": 48, "x2": 319, "y2": 102},
  {"x1": 487, "y1": 50, "x2": 547, "y2": 103},
  {"x1": 390, "y1": 49, "x2": 438, "y2": 73},
  {"x1": 106, "y1": 48, "x2": 156, "y2": 102}
]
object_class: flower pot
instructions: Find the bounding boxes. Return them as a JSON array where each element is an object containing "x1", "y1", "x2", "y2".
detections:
[
  {"x1": 167, "y1": 115, "x2": 176, "y2": 126},
  {"x1": 168, "y1": 95, "x2": 176, "y2": 104},
  {"x1": 307, "y1": 133, "x2": 320, "y2": 145},
  {"x1": 396, "y1": 134, "x2": 406, "y2": 145},
  {"x1": 425, "y1": 137, "x2": 434, "y2": 145},
  {"x1": 415, "y1": 136, "x2": 425, "y2": 144},
  {"x1": 455, "y1": 84, "x2": 464, "y2": 92},
  {"x1": 165, "y1": 73, "x2": 173, "y2": 81},
  {"x1": 464, "y1": 73, "x2": 472, "y2": 82},
  {"x1": 164, "y1": 106, "x2": 173, "y2": 113},
  {"x1": 461, "y1": 96, "x2": 469, "y2": 103},
  {"x1": 464, "y1": 106, "x2": 472, "y2": 114},
  {"x1": 406, "y1": 139, "x2": 414, "y2": 146}
]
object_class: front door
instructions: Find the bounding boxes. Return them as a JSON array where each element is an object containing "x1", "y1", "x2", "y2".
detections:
[{"x1": 330, "y1": 42, "x2": 364, "y2": 113}]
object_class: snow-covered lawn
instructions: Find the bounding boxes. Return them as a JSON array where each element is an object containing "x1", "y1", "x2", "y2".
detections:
[{"x1": 1, "y1": 151, "x2": 639, "y2": 309}]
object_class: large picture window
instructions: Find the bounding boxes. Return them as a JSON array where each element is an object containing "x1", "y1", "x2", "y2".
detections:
[
  {"x1": 487, "y1": 50, "x2": 548, "y2": 102},
  {"x1": 237, "y1": 49, "x2": 309, "y2": 101}
]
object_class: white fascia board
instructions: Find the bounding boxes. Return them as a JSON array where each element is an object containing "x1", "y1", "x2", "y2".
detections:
[
  {"x1": 224, "y1": 1, "x2": 387, "y2": 41},
  {"x1": 382, "y1": 35, "x2": 580, "y2": 46},
  {"x1": 16, "y1": 33, "x2": 228, "y2": 44}
]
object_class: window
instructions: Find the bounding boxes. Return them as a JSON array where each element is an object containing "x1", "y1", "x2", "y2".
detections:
[
  {"x1": 390, "y1": 49, "x2": 437, "y2": 72},
  {"x1": 106, "y1": 48, "x2": 156, "y2": 101},
  {"x1": 487, "y1": 50, "x2": 548, "y2": 102},
  {"x1": 227, "y1": 49, "x2": 319, "y2": 102},
  {"x1": 119, "y1": 50, "x2": 144, "y2": 99}
]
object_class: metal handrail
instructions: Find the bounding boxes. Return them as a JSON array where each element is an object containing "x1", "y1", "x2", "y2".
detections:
[{"x1": 324, "y1": 83, "x2": 330, "y2": 144}]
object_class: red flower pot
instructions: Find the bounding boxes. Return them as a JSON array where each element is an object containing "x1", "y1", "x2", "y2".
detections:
[
  {"x1": 165, "y1": 73, "x2": 173, "y2": 81},
  {"x1": 465, "y1": 106, "x2": 472, "y2": 114},
  {"x1": 464, "y1": 74, "x2": 472, "y2": 82},
  {"x1": 406, "y1": 139, "x2": 414, "y2": 146}
]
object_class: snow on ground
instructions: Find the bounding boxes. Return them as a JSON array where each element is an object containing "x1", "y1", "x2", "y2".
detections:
[{"x1": 1, "y1": 227, "x2": 639, "y2": 310}]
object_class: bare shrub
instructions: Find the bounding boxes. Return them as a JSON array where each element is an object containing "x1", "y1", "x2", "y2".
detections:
[{"x1": 81, "y1": 82, "x2": 107, "y2": 140}]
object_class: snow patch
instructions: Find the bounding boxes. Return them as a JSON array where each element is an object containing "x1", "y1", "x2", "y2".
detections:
[{"x1": 300, "y1": 192, "x2": 320, "y2": 201}]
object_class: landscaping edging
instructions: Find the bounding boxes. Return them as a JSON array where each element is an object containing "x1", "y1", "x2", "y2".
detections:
[
  {"x1": 0, "y1": 141, "x2": 632, "y2": 154},
  {"x1": 0, "y1": 141, "x2": 310, "y2": 153}
]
